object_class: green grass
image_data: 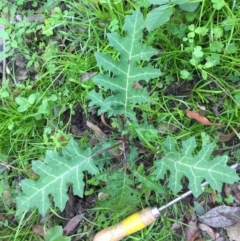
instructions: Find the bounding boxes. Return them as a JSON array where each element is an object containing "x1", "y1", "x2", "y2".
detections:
[{"x1": 0, "y1": 0, "x2": 240, "y2": 240}]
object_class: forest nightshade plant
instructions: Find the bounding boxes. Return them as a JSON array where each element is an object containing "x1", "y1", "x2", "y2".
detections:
[
  {"x1": 87, "y1": 9, "x2": 162, "y2": 121},
  {"x1": 16, "y1": 8, "x2": 239, "y2": 218}
]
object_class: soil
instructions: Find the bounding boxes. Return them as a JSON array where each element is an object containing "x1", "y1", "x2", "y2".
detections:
[
  {"x1": 62, "y1": 104, "x2": 87, "y2": 136},
  {"x1": 60, "y1": 192, "x2": 96, "y2": 240}
]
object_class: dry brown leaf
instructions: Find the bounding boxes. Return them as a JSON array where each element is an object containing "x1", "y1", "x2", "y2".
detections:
[
  {"x1": 215, "y1": 237, "x2": 225, "y2": 241},
  {"x1": 32, "y1": 225, "x2": 45, "y2": 237},
  {"x1": 15, "y1": 14, "x2": 44, "y2": 23},
  {"x1": 3, "y1": 190, "x2": 11, "y2": 207},
  {"x1": 0, "y1": 24, "x2": 6, "y2": 82},
  {"x1": 157, "y1": 123, "x2": 179, "y2": 134},
  {"x1": 194, "y1": 237, "x2": 204, "y2": 241},
  {"x1": 2, "y1": 181, "x2": 11, "y2": 207},
  {"x1": 171, "y1": 219, "x2": 185, "y2": 235},
  {"x1": 231, "y1": 183, "x2": 240, "y2": 203},
  {"x1": 186, "y1": 110, "x2": 222, "y2": 126},
  {"x1": 0, "y1": 162, "x2": 10, "y2": 170},
  {"x1": 199, "y1": 206, "x2": 240, "y2": 228},
  {"x1": 235, "y1": 192, "x2": 240, "y2": 204},
  {"x1": 210, "y1": 189, "x2": 217, "y2": 204},
  {"x1": 87, "y1": 121, "x2": 107, "y2": 139},
  {"x1": 197, "y1": 103, "x2": 206, "y2": 116},
  {"x1": 225, "y1": 222, "x2": 240, "y2": 241},
  {"x1": 218, "y1": 131, "x2": 236, "y2": 142},
  {"x1": 39, "y1": 213, "x2": 50, "y2": 225},
  {"x1": 133, "y1": 81, "x2": 143, "y2": 89},
  {"x1": 185, "y1": 215, "x2": 199, "y2": 241},
  {"x1": 197, "y1": 104, "x2": 206, "y2": 111},
  {"x1": 98, "y1": 22, "x2": 106, "y2": 27},
  {"x1": 80, "y1": 72, "x2": 97, "y2": 82},
  {"x1": 171, "y1": 224, "x2": 183, "y2": 237},
  {"x1": 98, "y1": 192, "x2": 109, "y2": 200},
  {"x1": 198, "y1": 223, "x2": 216, "y2": 240},
  {"x1": 224, "y1": 184, "x2": 232, "y2": 197},
  {"x1": 171, "y1": 223, "x2": 182, "y2": 234},
  {"x1": 101, "y1": 114, "x2": 115, "y2": 129},
  {"x1": 63, "y1": 214, "x2": 84, "y2": 235},
  {"x1": 218, "y1": 127, "x2": 240, "y2": 142}
]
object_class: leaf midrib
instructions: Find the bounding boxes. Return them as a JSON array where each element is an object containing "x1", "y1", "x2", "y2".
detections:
[{"x1": 124, "y1": 12, "x2": 138, "y2": 118}]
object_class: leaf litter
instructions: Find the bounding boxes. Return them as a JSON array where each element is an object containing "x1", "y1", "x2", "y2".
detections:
[
  {"x1": 198, "y1": 223, "x2": 216, "y2": 240},
  {"x1": 225, "y1": 222, "x2": 240, "y2": 241},
  {"x1": 185, "y1": 214, "x2": 199, "y2": 241},
  {"x1": 186, "y1": 109, "x2": 223, "y2": 126},
  {"x1": 199, "y1": 206, "x2": 240, "y2": 228},
  {"x1": 170, "y1": 179, "x2": 240, "y2": 240},
  {"x1": 63, "y1": 214, "x2": 84, "y2": 235}
]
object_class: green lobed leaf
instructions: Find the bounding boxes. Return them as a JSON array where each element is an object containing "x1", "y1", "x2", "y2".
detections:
[
  {"x1": 153, "y1": 136, "x2": 239, "y2": 197},
  {"x1": 225, "y1": 43, "x2": 238, "y2": 54},
  {"x1": 134, "y1": 171, "x2": 166, "y2": 194},
  {"x1": 126, "y1": 146, "x2": 139, "y2": 166},
  {"x1": 234, "y1": 93, "x2": 240, "y2": 105},
  {"x1": 88, "y1": 9, "x2": 162, "y2": 121},
  {"x1": 205, "y1": 53, "x2": 220, "y2": 68},
  {"x1": 147, "y1": 0, "x2": 169, "y2": 4},
  {"x1": 101, "y1": 171, "x2": 140, "y2": 209},
  {"x1": 147, "y1": 0, "x2": 190, "y2": 5},
  {"x1": 15, "y1": 96, "x2": 29, "y2": 112},
  {"x1": 145, "y1": 5, "x2": 174, "y2": 32},
  {"x1": 229, "y1": 72, "x2": 240, "y2": 83},
  {"x1": 134, "y1": 123, "x2": 159, "y2": 140},
  {"x1": 193, "y1": 46, "x2": 203, "y2": 58},
  {"x1": 178, "y1": 2, "x2": 200, "y2": 12},
  {"x1": 213, "y1": 26, "x2": 223, "y2": 38},
  {"x1": 210, "y1": 41, "x2": 224, "y2": 52},
  {"x1": 180, "y1": 69, "x2": 191, "y2": 80},
  {"x1": 146, "y1": 1, "x2": 197, "y2": 31},
  {"x1": 27, "y1": 94, "x2": 36, "y2": 105},
  {"x1": 222, "y1": 17, "x2": 234, "y2": 31},
  {"x1": 195, "y1": 26, "x2": 208, "y2": 36},
  {"x1": 44, "y1": 226, "x2": 70, "y2": 241},
  {"x1": 211, "y1": 0, "x2": 225, "y2": 10},
  {"x1": 16, "y1": 138, "x2": 99, "y2": 215}
]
